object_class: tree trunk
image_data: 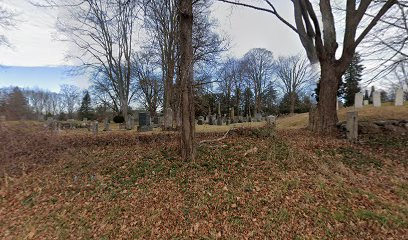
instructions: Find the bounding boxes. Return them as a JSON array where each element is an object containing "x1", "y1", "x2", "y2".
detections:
[
  {"x1": 290, "y1": 91, "x2": 295, "y2": 114},
  {"x1": 178, "y1": 0, "x2": 195, "y2": 161},
  {"x1": 163, "y1": 58, "x2": 175, "y2": 129},
  {"x1": 310, "y1": 63, "x2": 340, "y2": 133}
]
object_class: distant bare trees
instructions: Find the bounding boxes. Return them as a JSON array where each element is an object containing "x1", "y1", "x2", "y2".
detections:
[
  {"x1": 37, "y1": 0, "x2": 141, "y2": 120},
  {"x1": 59, "y1": 84, "x2": 80, "y2": 118},
  {"x1": 275, "y1": 55, "x2": 316, "y2": 114},
  {"x1": 132, "y1": 50, "x2": 163, "y2": 117},
  {"x1": 241, "y1": 48, "x2": 275, "y2": 115}
]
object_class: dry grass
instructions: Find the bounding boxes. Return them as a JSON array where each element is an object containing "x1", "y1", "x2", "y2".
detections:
[{"x1": 276, "y1": 103, "x2": 408, "y2": 130}]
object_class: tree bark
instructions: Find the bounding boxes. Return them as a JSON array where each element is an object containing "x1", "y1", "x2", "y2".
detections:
[
  {"x1": 311, "y1": 62, "x2": 341, "y2": 133},
  {"x1": 178, "y1": 0, "x2": 195, "y2": 161},
  {"x1": 290, "y1": 91, "x2": 295, "y2": 114}
]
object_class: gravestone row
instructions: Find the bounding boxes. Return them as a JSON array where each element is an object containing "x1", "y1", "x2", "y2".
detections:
[{"x1": 354, "y1": 88, "x2": 405, "y2": 108}]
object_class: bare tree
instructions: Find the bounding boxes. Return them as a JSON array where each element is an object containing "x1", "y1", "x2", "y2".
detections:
[
  {"x1": 133, "y1": 50, "x2": 163, "y2": 117},
  {"x1": 60, "y1": 84, "x2": 80, "y2": 119},
  {"x1": 275, "y1": 54, "x2": 316, "y2": 114},
  {"x1": 0, "y1": 4, "x2": 17, "y2": 47},
  {"x1": 178, "y1": 0, "x2": 195, "y2": 161},
  {"x1": 217, "y1": 58, "x2": 237, "y2": 110},
  {"x1": 241, "y1": 48, "x2": 275, "y2": 115},
  {"x1": 143, "y1": 0, "x2": 226, "y2": 129},
  {"x1": 35, "y1": 0, "x2": 141, "y2": 120},
  {"x1": 143, "y1": 0, "x2": 178, "y2": 125},
  {"x1": 218, "y1": 0, "x2": 403, "y2": 133}
]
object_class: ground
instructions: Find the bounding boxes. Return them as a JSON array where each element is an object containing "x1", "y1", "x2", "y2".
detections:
[{"x1": 0, "y1": 104, "x2": 407, "y2": 239}]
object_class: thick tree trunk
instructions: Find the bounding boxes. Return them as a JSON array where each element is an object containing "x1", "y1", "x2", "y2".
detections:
[
  {"x1": 178, "y1": 0, "x2": 195, "y2": 161},
  {"x1": 310, "y1": 63, "x2": 340, "y2": 133}
]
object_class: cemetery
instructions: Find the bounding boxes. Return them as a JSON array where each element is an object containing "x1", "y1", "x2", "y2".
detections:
[{"x1": 0, "y1": 0, "x2": 408, "y2": 239}]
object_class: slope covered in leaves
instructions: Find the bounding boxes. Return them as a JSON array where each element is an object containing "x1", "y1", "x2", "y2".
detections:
[{"x1": 1, "y1": 125, "x2": 407, "y2": 239}]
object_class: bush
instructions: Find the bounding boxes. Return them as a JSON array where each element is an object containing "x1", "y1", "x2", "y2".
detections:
[{"x1": 113, "y1": 115, "x2": 125, "y2": 123}]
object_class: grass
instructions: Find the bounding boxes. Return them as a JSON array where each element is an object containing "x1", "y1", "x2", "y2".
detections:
[{"x1": 276, "y1": 101, "x2": 408, "y2": 129}]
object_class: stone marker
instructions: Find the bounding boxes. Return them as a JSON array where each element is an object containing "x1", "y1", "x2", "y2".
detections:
[
  {"x1": 255, "y1": 113, "x2": 262, "y2": 122},
  {"x1": 217, "y1": 117, "x2": 223, "y2": 126},
  {"x1": 238, "y1": 116, "x2": 244, "y2": 123},
  {"x1": 395, "y1": 88, "x2": 404, "y2": 106},
  {"x1": 90, "y1": 121, "x2": 98, "y2": 134},
  {"x1": 363, "y1": 100, "x2": 369, "y2": 106},
  {"x1": 138, "y1": 112, "x2": 153, "y2": 132},
  {"x1": 266, "y1": 115, "x2": 276, "y2": 126},
  {"x1": 373, "y1": 91, "x2": 381, "y2": 107},
  {"x1": 346, "y1": 112, "x2": 358, "y2": 141},
  {"x1": 354, "y1": 93, "x2": 363, "y2": 108},
  {"x1": 197, "y1": 116, "x2": 204, "y2": 125},
  {"x1": 230, "y1": 108, "x2": 235, "y2": 123},
  {"x1": 126, "y1": 115, "x2": 134, "y2": 130},
  {"x1": 0, "y1": 115, "x2": 5, "y2": 122},
  {"x1": 208, "y1": 115, "x2": 214, "y2": 125},
  {"x1": 83, "y1": 118, "x2": 88, "y2": 122},
  {"x1": 103, "y1": 118, "x2": 110, "y2": 131},
  {"x1": 164, "y1": 108, "x2": 173, "y2": 130},
  {"x1": 67, "y1": 119, "x2": 75, "y2": 129}
]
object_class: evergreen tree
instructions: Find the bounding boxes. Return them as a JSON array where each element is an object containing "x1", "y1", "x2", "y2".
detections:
[
  {"x1": 341, "y1": 52, "x2": 364, "y2": 107},
  {"x1": 369, "y1": 86, "x2": 375, "y2": 104},
  {"x1": 78, "y1": 90, "x2": 94, "y2": 120},
  {"x1": 6, "y1": 87, "x2": 31, "y2": 120}
]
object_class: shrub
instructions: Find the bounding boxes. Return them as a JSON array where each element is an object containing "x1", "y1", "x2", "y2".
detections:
[{"x1": 113, "y1": 115, "x2": 125, "y2": 123}]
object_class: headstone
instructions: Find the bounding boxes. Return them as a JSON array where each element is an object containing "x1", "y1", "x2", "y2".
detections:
[
  {"x1": 83, "y1": 118, "x2": 88, "y2": 122},
  {"x1": 373, "y1": 91, "x2": 381, "y2": 107},
  {"x1": 90, "y1": 121, "x2": 99, "y2": 134},
  {"x1": 67, "y1": 119, "x2": 75, "y2": 129},
  {"x1": 138, "y1": 112, "x2": 153, "y2": 132},
  {"x1": 217, "y1": 117, "x2": 223, "y2": 126},
  {"x1": 230, "y1": 108, "x2": 235, "y2": 123},
  {"x1": 164, "y1": 108, "x2": 173, "y2": 130},
  {"x1": 363, "y1": 100, "x2": 369, "y2": 106},
  {"x1": 395, "y1": 88, "x2": 404, "y2": 106},
  {"x1": 354, "y1": 93, "x2": 363, "y2": 108},
  {"x1": 0, "y1": 115, "x2": 5, "y2": 122},
  {"x1": 126, "y1": 115, "x2": 134, "y2": 130},
  {"x1": 255, "y1": 113, "x2": 262, "y2": 122},
  {"x1": 208, "y1": 115, "x2": 214, "y2": 125},
  {"x1": 197, "y1": 116, "x2": 204, "y2": 125},
  {"x1": 238, "y1": 116, "x2": 244, "y2": 123},
  {"x1": 152, "y1": 116, "x2": 159, "y2": 125},
  {"x1": 266, "y1": 115, "x2": 276, "y2": 126},
  {"x1": 103, "y1": 118, "x2": 110, "y2": 131},
  {"x1": 346, "y1": 112, "x2": 358, "y2": 141}
]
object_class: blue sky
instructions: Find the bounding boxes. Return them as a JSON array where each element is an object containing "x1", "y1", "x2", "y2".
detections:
[{"x1": 0, "y1": 66, "x2": 88, "y2": 92}]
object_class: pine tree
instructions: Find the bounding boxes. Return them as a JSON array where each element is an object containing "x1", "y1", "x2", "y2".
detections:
[
  {"x1": 341, "y1": 52, "x2": 364, "y2": 107},
  {"x1": 6, "y1": 87, "x2": 31, "y2": 120},
  {"x1": 78, "y1": 90, "x2": 94, "y2": 120}
]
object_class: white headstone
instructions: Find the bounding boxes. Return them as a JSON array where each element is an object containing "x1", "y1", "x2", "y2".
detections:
[
  {"x1": 266, "y1": 115, "x2": 276, "y2": 126},
  {"x1": 363, "y1": 100, "x2": 369, "y2": 106},
  {"x1": 354, "y1": 93, "x2": 363, "y2": 108},
  {"x1": 395, "y1": 88, "x2": 404, "y2": 106},
  {"x1": 373, "y1": 91, "x2": 381, "y2": 107}
]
